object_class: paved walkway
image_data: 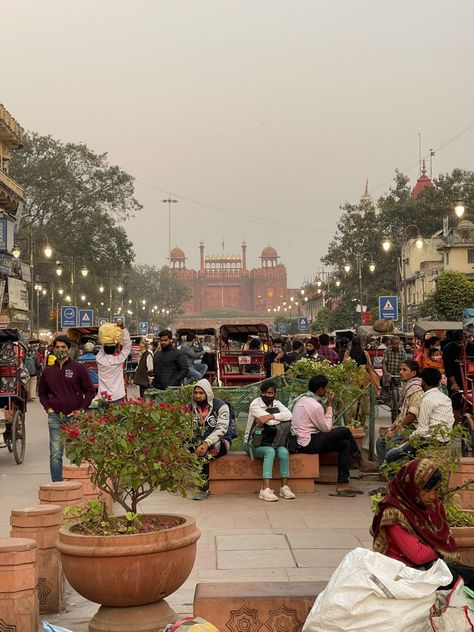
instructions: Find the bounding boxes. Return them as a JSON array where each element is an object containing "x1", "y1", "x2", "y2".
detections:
[{"x1": 0, "y1": 399, "x2": 384, "y2": 631}]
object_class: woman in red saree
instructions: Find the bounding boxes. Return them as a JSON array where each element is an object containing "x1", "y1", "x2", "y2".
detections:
[{"x1": 371, "y1": 458, "x2": 474, "y2": 588}]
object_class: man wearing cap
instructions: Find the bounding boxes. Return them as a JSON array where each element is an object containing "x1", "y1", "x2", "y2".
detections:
[
  {"x1": 78, "y1": 341, "x2": 99, "y2": 389},
  {"x1": 96, "y1": 322, "x2": 132, "y2": 403}
]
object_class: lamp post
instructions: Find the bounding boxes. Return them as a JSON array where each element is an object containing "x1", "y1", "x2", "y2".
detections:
[
  {"x1": 55, "y1": 256, "x2": 88, "y2": 303},
  {"x1": 12, "y1": 233, "x2": 53, "y2": 337},
  {"x1": 343, "y1": 253, "x2": 376, "y2": 319},
  {"x1": 162, "y1": 198, "x2": 178, "y2": 265},
  {"x1": 381, "y1": 225, "x2": 423, "y2": 331}
]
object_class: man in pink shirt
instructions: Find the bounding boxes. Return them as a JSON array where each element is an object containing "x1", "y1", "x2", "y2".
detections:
[{"x1": 291, "y1": 375, "x2": 378, "y2": 496}]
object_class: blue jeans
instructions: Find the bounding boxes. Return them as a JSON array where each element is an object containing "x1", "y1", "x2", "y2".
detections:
[
  {"x1": 186, "y1": 363, "x2": 208, "y2": 384},
  {"x1": 48, "y1": 412, "x2": 70, "y2": 482},
  {"x1": 245, "y1": 444, "x2": 290, "y2": 479}
]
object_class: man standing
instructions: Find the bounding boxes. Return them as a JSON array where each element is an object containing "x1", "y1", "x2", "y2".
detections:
[
  {"x1": 77, "y1": 341, "x2": 98, "y2": 389},
  {"x1": 153, "y1": 329, "x2": 188, "y2": 390},
  {"x1": 304, "y1": 338, "x2": 320, "y2": 360},
  {"x1": 133, "y1": 339, "x2": 154, "y2": 397},
  {"x1": 39, "y1": 335, "x2": 95, "y2": 482},
  {"x1": 317, "y1": 334, "x2": 339, "y2": 365},
  {"x1": 264, "y1": 338, "x2": 287, "y2": 378},
  {"x1": 96, "y1": 323, "x2": 132, "y2": 403},
  {"x1": 382, "y1": 337, "x2": 406, "y2": 379}
]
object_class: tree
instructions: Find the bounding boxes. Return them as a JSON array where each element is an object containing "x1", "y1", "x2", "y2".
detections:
[
  {"x1": 10, "y1": 133, "x2": 140, "y2": 283},
  {"x1": 10, "y1": 133, "x2": 143, "y2": 327},
  {"x1": 274, "y1": 316, "x2": 298, "y2": 335},
  {"x1": 327, "y1": 297, "x2": 360, "y2": 331},
  {"x1": 421, "y1": 271, "x2": 474, "y2": 321},
  {"x1": 311, "y1": 307, "x2": 332, "y2": 333},
  {"x1": 124, "y1": 265, "x2": 191, "y2": 327}
]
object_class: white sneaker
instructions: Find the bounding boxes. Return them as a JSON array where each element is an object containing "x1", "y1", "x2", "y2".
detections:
[
  {"x1": 259, "y1": 487, "x2": 279, "y2": 502},
  {"x1": 279, "y1": 485, "x2": 296, "y2": 499}
]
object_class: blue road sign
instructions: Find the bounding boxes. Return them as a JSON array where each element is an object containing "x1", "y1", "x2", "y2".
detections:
[
  {"x1": 61, "y1": 306, "x2": 78, "y2": 329},
  {"x1": 277, "y1": 322, "x2": 287, "y2": 334},
  {"x1": 79, "y1": 309, "x2": 94, "y2": 327},
  {"x1": 297, "y1": 316, "x2": 309, "y2": 332},
  {"x1": 138, "y1": 321, "x2": 149, "y2": 335},
  {"x1": 98, "y1": 317, "x2": 108, "y2": 326},
  {"x1": 151, "y1": 324, "x2": 159, "y2": 335},
  {"x1": 379, "y1": 295, "x2": 398, "y2": 321}
]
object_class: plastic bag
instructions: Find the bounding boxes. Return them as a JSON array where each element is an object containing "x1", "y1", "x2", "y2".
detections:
[
  {"x1": 303, "y1": 547, "x2": 452, "y2": 632},
  {"x1": 164, "y1": 617, "x2": 220, "y2": 631},
  {"x1": 430, "y1": 578, "x2": 474, "y2": 631},
  {"x1": 98, "y1": 323, "x2": 123, "y2": 346},
  {"x1": 42, "y1": 623, "x2": 73, "y2": 632}
]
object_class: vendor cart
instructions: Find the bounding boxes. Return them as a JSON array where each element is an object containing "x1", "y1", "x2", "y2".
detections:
[
  {"x1": 0, "y1": 329, "x2": 28, "y2": 464},
  {"x1": 218, "y1": 323, "x2": 270, "y2": 386}
]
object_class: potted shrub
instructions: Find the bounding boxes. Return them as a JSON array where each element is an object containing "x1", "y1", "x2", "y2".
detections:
[{"x1": 56, "y1": 396, "x2": 203, "y2": 619}]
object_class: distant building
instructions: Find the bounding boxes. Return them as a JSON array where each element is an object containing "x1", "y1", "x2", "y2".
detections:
[
  {"x1": 404, "y1": 220, "x2": 474, "y2": 316},
  {"x1": 411, "y1": 160, "x2": 435, "y2": 199},
  {"x1": 0, "y1": 104, "x2": 29, "y2": 331},
  {"x1": 170, "y1": 242, "x2": 296, "y2": 314}
]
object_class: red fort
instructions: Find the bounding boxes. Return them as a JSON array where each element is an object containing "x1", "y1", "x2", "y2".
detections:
[{"x1": 170, "y1": 242, "x2": 296, "y2": 314}]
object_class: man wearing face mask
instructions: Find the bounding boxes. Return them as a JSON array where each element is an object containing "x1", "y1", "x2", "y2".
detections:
[
  {"x1": 264, "y1": 338, "x2": 288, "y2": 378},
  {"x1": 39, "y1": 335, "x2": 95, "y2": 482}
]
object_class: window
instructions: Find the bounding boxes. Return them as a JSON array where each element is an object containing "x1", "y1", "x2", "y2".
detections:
[
  {"x1": 446, "y1": 252, "x2": 450, "y2": 265},
  {"x1": 468, "y1": 250, "x2": 474, "y2": 264}
]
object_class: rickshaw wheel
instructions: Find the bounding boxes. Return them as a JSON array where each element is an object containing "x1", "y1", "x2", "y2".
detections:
[
  {"x1": 461, "y1": 413, "x2": 474, "y2": 457},
  {"x1": 12, "y1": 409, "x2": 25, "y2": 464}
]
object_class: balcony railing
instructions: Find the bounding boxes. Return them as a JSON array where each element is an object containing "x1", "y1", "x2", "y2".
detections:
[
  {"x1": 0, "y1": 104, "x2": 25, "y2": 144},
  {"x1": 0, "y1": 169, "x2": 24, "y2": 200}
]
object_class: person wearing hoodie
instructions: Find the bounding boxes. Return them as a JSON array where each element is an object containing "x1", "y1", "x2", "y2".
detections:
[
  {"x1": 189, "y1": 378, "x2": 230, "y2": 500},
  {"x1": 244, "y1": 380, "x2": 295, "y2": 502}
]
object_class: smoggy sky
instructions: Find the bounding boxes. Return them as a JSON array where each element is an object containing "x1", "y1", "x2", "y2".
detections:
[{"x1": 2, "y1": 0, "x2": 474, "y2": 286}]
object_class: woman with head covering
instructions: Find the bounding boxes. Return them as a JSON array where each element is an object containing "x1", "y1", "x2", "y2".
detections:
[
  {"x1": 371, "y1": 458, "x2": 474, "y2": 588},
  {"x1": 376, "y1": 359, "x2": 423, "y2": 465}
]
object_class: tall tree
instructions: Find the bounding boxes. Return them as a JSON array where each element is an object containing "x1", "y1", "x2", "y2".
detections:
[{"x1": 421, "y1": 271, "x2": 474, "y2": 321}]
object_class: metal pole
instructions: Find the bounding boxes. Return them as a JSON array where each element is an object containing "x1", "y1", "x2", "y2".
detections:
[
  {"x1": 36, "y1": 290, "x2": 40, "y2": 335},
  {"x1": 358, "y1": 255, "x2": 363, "y2": 320},
  {"x1": 29, "y1": 235, "x2": 34, "y2": 338},
  {"x1": 402, "y1": 247, "x2": 408, "y2": 332},
  {"x1": 70, "y1": 258, "x2": 75, "y2": 304},
  {"x1": 168, "y1": 200, "x2": 171, "y2": 266},
  {"x1": 56, "y1": 302, "x2": 59, "y2": 332}
]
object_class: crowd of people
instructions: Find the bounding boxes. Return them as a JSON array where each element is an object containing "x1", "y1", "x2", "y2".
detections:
[{"x1": 26, "y1": 324, "x2": 473, "y2": 512}]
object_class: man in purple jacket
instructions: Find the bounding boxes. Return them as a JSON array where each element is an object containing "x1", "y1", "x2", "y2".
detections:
[{"x1": 39, "y1": 335, "x2": 95, "y2": 481}]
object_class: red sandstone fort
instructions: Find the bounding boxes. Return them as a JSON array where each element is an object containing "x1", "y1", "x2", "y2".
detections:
[{"x1": 170, "y1": 242, "x2": 297, "y2": 314}]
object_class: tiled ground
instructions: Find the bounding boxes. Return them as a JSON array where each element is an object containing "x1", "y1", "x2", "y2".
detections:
[{"x1": 0, "y1": 400, "x2": 383, "y2": 631}]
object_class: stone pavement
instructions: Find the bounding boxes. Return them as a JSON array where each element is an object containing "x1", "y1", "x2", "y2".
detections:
[{"x1": 0, "y1": 399, "x2": 383, "y2": 631}]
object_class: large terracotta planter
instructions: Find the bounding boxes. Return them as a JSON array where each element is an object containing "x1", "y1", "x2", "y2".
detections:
[
  {"x1": 450, "y1": 458, "x2": 474, "y2": 509},
  {"x1": 451, "y1": 525, "x2": 474, "y2": 566},
  {"x1": 56, "y1": 514, "x2": 200, "y2": 607}
]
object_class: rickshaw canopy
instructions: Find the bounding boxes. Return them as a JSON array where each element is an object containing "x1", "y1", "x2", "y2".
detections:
[{"x1": 413, "y1": 321, "x2": 463, "y2": 339}]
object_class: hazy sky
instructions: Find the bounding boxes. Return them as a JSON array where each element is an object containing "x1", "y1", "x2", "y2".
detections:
[{"x1": 3, "y1": 1, "x2": 474, "y2": 286}]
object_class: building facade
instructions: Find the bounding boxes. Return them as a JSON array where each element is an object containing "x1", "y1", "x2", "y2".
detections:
[
  {"x1": 0, "y1": 104, "x2": 29, "y2": 331},
  {"x1": 170, "y1": 242, "x2": 294, "y2": 314}
]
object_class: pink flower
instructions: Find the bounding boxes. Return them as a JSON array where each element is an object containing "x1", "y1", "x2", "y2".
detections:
[{"x1": 87, "y1": 436, "x2": 96, "y2": 443}]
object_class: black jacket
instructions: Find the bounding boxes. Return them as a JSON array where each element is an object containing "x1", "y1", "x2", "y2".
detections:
[{"x1": 153, "y1": 347, "x2": 188, "y2": 389}]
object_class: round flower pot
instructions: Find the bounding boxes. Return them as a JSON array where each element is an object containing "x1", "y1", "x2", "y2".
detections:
[{"x1": 56, "y1": 514, "x2": 200, "y2": 607}]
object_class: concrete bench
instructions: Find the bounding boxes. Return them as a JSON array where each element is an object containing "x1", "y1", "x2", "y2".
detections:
[
  {"x1": 194, "y1": 581, "x2": 325, "y2": 632},
  {"x1": 209, "y1": 452, "x2": 319, "y2": 494}
]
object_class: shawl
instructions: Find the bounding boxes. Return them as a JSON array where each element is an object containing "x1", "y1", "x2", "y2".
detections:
[
  {"x1": 398, "y1": 376, "x2": 423, "y2": 421},
  {"x1": 371, "y1": 459, "x2": 459, "y2": 563}
]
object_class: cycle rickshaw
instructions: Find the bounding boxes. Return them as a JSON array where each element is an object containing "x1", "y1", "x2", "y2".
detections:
[{"x1": 0, "y1": 328, "x2": 28, "y2": 464}]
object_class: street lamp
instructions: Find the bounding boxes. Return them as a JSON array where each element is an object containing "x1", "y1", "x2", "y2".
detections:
[
  {"x1": 344, "y1": 253, "x2": 375, "y2": 318},
  {"x1": 12, "y1": 244, "x2": 21, "y2": 259},
  {"x1": 55, "y1": 256, "x2": 88, "y2": 302},
  {"x1": 455, "y1": 201, "x2": 466, "y2": 219},
  {"x1": 58, "y1": 287, "x2": 64, "y2": 296},
  {"x1": 99, "y1": 285, "x2": 104, "y2": 293},
  {"x1": 162, "y1": 197, "x2": 179, "y2": 265},
  {"x1": 381, "y1": 224, "x2": 423, "y2": 330}
]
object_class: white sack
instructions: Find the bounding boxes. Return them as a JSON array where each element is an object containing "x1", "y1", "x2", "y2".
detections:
[{"x1": 303, "y1": 547, "x2": 452, "y2": 632}]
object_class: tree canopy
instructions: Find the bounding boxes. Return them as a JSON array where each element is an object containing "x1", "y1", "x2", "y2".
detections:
[{"x1": 10, "y1": 133, "x2": 190, "y2": 330}]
